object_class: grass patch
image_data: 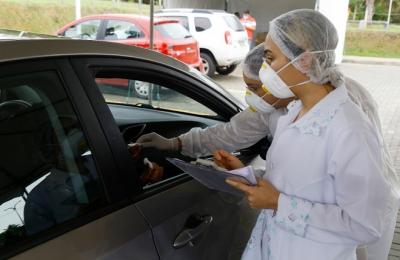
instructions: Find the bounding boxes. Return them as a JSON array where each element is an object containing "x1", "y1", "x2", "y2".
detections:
[
  {"x1": 344, "y1": 30, "x2": 400, "y2": 58},
  {"x1": 0, "y1": 0, "x2": 153, "y2": 34},
  {"x1": 347, "y1": 22, "x2": 400, "y2": 33}
]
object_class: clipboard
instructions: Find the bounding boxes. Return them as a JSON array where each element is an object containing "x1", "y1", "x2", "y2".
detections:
[{"x1": 167, "y1": 158, "x2": 257, "y2": 196}]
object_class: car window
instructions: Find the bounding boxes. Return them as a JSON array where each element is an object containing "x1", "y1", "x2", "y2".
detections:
[
  {"x1": 160, "y1": 16, "x2": 189, "y2": 30},
  {"x1": 95, "y1": 78, "x2": 217, "y2": 116},
  {"x1": 64, "y1": 19, "x2": 101, "y2": 40},
  {"x1": 154, "y1": 22, "x2": 191, "y2": 40},
  {"x1": 0, "y1": 71, "x2": 105, "y2": 252},
  {"x1": 223, "y1": 15, "x2": 245, "y2": 31},
  {"x1": 105, "y1": 20, "x2": 144, "y2": 40},
  {"x1": 194, "y1": 17, "x2": 212, "y2": 32}
]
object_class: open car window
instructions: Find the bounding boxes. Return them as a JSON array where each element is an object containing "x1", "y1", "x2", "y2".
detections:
[
  {"x1": 86, "y1": 66, "x2": 230, "y2": 189},
  {"x1": 95, "y1": 78, "x2": 217, "y2": 117}
]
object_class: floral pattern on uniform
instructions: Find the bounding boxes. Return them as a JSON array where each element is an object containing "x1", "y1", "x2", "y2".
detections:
[{"x1": 274, "y1": 194, "x2": 313, "y2": 237}]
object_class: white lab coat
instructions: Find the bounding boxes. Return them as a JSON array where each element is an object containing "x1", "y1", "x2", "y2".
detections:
[
  {"x1": 179, "y1": 107, "x2": 285, "y2": 158},
  {"x1": 179, "y1": 84, "x2": 396, "y2": 260}
]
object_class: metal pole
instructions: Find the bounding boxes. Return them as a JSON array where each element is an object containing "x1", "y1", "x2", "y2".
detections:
[
  {"x1": 150, "y1": 0, "x2": 154, "y2": 50},
  {"x1": 75, "y1": 0, "x2": 81, "y2": 20},
  {"x1": 387, "y1": 0, "x2": 393, "y2": 29}
]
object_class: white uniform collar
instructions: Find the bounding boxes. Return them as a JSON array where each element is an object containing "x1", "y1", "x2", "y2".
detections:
[{"x1": 285, "y1": 85, "x2": 349, "y2": 136}]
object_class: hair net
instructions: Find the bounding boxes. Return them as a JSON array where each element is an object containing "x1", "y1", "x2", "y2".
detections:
[
  {"x1": 242, "y1": 43, "x2": 264, "y2": 80},
  {"x1": 269, "y1": 9, "x2": 344, "y2": 87},
  {"x1": 345, "y1": 76, "x2": 400, "y2": 196}
]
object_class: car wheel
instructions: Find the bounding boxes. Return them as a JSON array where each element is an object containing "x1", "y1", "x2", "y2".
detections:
[
  {"x1": 200, "y1": 52, "x2": 216, "y2": 77},
  {"x1": 132, "y1": 80, "x2": 150, "y2": 99},
  {"x1": 216, "y1": 64, "x2": 237, "y2": 76}
]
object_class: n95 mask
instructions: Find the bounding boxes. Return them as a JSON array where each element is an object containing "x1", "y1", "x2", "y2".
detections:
[
  {"x1": 258, "y1": 61, "x2": 310, "y2": 99},
  {"x1": 258, "y1": 50, "x2": 335, "y2": 99},
  {"x1": 245, "y1": 88, "x2": 277, "y2": 113}
]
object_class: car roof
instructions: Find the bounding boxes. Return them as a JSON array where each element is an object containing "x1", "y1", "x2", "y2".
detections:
[
  {"x1": 75, "y1": 13, "x2": 178, "y2": 24},
  {"x1": 0, "y1": 28, "x2": 64, "y2": 40},
  {"x1": 0, "y1": 39, "x2": 189, "y2": 71},
  {"x1": 156, "y1": 9, "x2": 230, "y2": 16}
]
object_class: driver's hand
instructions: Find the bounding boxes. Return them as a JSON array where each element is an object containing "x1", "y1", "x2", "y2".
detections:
[
  {"x1": 213, "y1": 149, "x2": 244, "y2": 170},
  {"x1": 128, "y1": 143, "x2": 142, "y2": 159},
  {"x1": 140, "y1": 162, "x2": 164, "y2": 184},
  {"x1": 136, "y1": 132, "x2": 179, "y2": 151}
]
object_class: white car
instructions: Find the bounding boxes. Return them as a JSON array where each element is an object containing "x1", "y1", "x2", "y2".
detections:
[{"x1": 156, "y1": 9, "x2": 249, "y2": 77}]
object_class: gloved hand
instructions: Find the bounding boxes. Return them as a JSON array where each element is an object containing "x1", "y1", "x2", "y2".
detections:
[{"x1": 136, "y1": 132, "x2": 180, "y2": 151}]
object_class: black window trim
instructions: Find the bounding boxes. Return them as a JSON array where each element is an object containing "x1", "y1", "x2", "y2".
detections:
[{"x1": 0, "y1": 58, "x2": 134, "y2": 258}]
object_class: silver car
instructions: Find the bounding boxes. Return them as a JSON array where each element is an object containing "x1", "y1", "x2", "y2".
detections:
[{"x1": 0, "y1": 39, "x2": 264, "y2": 259}]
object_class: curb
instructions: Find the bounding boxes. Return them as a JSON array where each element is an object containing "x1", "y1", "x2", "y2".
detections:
[{"x1": 342, "y1": 56, "x2": 400, "y2": 66}]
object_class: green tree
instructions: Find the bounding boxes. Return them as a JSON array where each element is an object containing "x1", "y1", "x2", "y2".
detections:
[{"x1": 349, "y1": 0, "x2": 365, "y2": 20}]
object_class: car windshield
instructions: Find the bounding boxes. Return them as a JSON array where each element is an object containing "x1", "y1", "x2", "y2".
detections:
[
  {"x1": 223, "y1": 15, "x2": 244, "y2": 31},
  {"x1": 155, "y1": 22, "x2": 191, "y2": 40}
]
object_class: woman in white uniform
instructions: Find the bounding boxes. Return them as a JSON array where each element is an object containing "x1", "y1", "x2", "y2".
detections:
[
  {"x1": 137, "y1": 10, "x2": 397, "y2": 259},
  {"x1": 213, "y1": 9, "x2": 392, "y2": 260}
]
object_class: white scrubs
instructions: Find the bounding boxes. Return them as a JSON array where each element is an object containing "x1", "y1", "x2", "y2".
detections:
[
  {"x1": 179, "y1": 84, "x2": 397, "y2": 260},
  {"x1": 240, "y1": 86, "x2": 391, "y2": 259}
]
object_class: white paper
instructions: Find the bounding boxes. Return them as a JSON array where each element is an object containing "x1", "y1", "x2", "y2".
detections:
[{"x1": 167, "y1": 158, "x2": 257, "y2": 196}]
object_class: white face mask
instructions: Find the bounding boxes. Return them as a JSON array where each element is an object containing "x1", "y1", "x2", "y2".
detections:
[
  {"x1": 258, "y1": 50, "x2": 335, "y2": 99},
  {"x1": 245, "y1": 89, "x2": 277, "y2": 113}
]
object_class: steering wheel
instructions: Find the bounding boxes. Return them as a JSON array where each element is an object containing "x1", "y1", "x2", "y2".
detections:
[
  {"x1": 80, "y1": 33, "x2": 91, "y2": 40},
  {"x1": 0, "y1": 100, "x2": 32, "y2": 120}
]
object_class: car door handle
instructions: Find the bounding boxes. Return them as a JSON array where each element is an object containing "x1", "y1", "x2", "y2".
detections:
[{"x1": 173, "y1": 214, "x2": 213, "y2": 249}]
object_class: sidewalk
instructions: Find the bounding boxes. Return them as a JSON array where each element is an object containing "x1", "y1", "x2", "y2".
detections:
[{"x1": 343, "y1": 55, "x2": 400, "y2": 66}]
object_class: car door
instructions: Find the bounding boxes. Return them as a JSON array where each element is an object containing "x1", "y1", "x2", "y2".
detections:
[
  {"x1": 71, "y1": 56, "x2": 263, "y2": 260},
  {"x1": 0, "y1": 58, "x2": 158, "y2": 260}
]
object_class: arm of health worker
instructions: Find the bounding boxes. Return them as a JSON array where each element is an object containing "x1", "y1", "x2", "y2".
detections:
[{"x1": 179, "y1": 108, "x2": 284, "y2": 158}]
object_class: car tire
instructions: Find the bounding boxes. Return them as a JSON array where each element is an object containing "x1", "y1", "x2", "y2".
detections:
[
  {"x1": 131, "y1": 80, "x2": 150, "y2": 99},
  {"x1": 216, "y1": 64, "x2": 237, "y2": 75},
  {"x1": 200, "y1": 52, "x2": 216, "y2": 77}
]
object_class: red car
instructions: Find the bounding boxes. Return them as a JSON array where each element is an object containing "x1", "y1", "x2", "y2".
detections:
[{"x1": 57, "y1": 14, "x2": 203, "y2": 72}]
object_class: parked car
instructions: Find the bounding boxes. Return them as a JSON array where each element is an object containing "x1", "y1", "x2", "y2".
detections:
[
  {"x1": 56, "y1": 14, "x2": 203, "y2": 73},
  {"x1": 0, "y1": 29, "x2": 63, "y2": 40},
  {"x1": 156, "y1": 9, "x2": 249, "y2": 77},
  {"x1": 0, "y1": 39, "x2": 266, "y2": 259}
]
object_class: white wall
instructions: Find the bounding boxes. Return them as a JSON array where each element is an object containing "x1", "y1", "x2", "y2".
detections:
[
  {"x1": 228, "y1": 0, "x2": 315, "y2": 34},
  {"x1": 316, "y1": 0, "x2": 350, "y2": 63}
]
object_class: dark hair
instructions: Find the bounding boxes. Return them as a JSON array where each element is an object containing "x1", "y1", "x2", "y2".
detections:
[{"x1": 244, "y1": 10, "x2": 250, "y2": 14}]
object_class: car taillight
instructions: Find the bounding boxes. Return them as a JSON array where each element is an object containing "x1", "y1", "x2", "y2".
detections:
[
  {"x1": 224, "y1": 31, "x2": 232, "y2": 45},
  {"x1": 158, "y1": 42, "x2": 174, "y2": 55}
]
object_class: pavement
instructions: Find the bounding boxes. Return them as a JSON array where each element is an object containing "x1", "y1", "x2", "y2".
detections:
[
  {"x1": 214, "y1": 56, "x2": 400, "y2": 259},
  {"x1": 343, "y1": 55, "x2": 400, "y2": 66}
]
